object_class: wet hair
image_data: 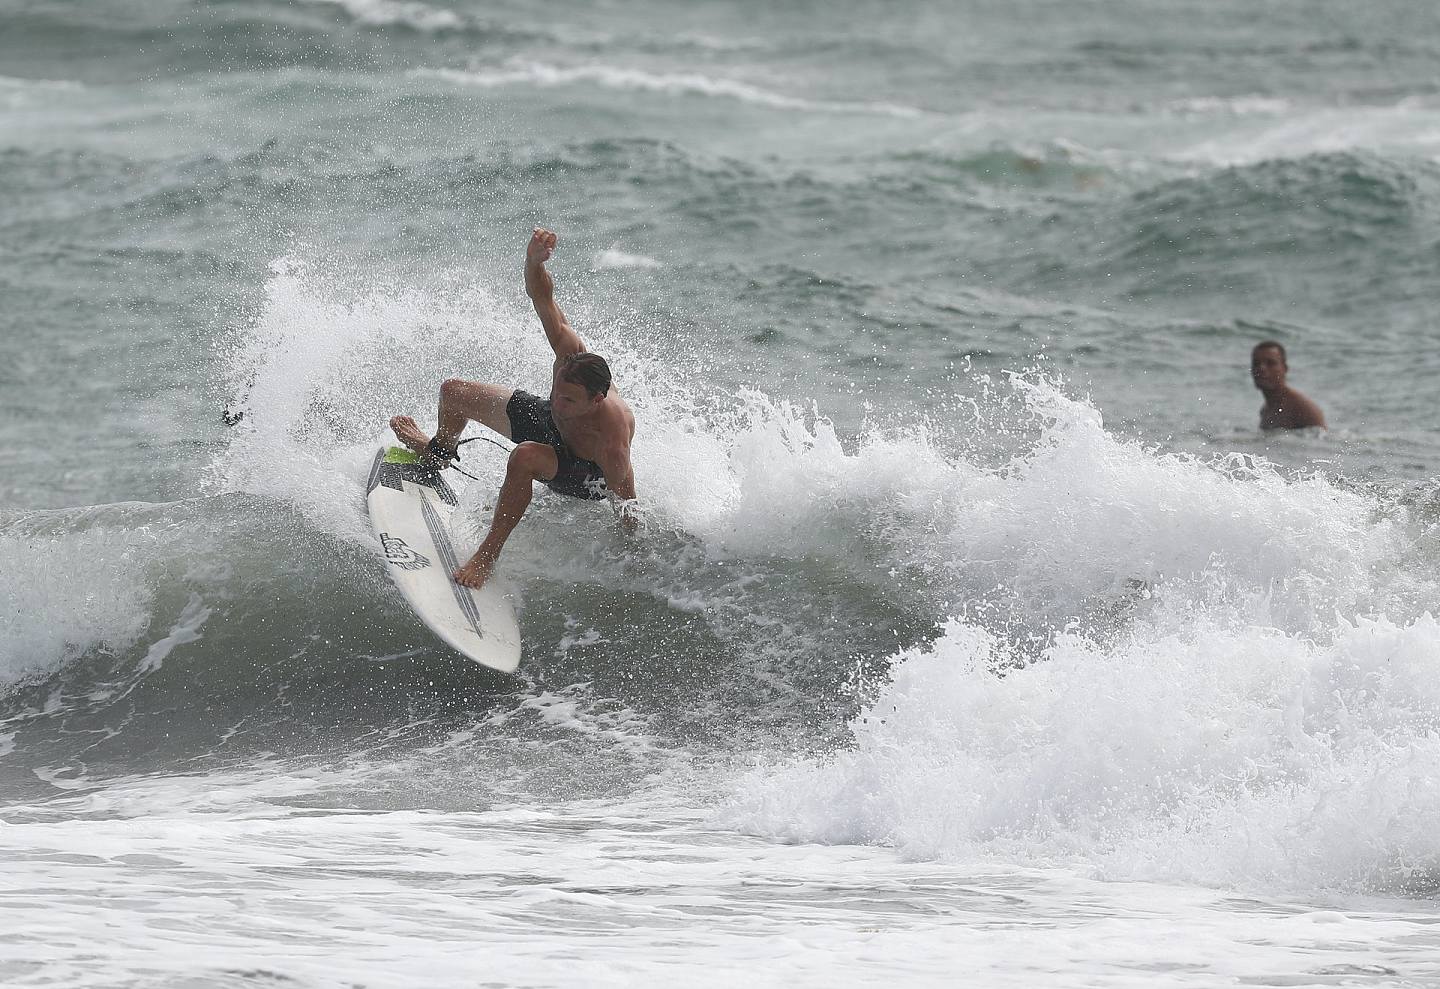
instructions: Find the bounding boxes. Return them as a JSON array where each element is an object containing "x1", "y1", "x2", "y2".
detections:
[
  {"x1": 558, "y1": 352, "x2": 612, "y2": 398},
  {"x1": 1252, "y1": 340, "x2": 1287, "y2": 364}
]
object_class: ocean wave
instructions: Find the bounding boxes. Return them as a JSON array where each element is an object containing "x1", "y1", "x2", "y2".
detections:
[
  {"x1": 211, "y1": 262, "x2": 1423, "y2": 632},
  {"x1": 710, "y1": 376, "x2": 1438, "y2": 896},
  {"x1": 887, "y1": 144, "x2": 1113, "y2": 192},
  {"x1": 6, "y1": 260, "x2": 1437, "y2": 868},
  {"x1": 1172, "y1": 103, "x2": 1440, "y2": 165},
  {"x1": 293, "y1": 0, "x2": 464, "y2": 32},
  {"x1": 1044, "y1": 150, "x2": 1440, "y2": 301},
  {"x1": 413, "y1": 62, "x2": 928, "y2": 118},
  {"x1": 726, "y1": 609, "x2": 1440, "y2": 895},
  {"x1": 0, "y1": 499, "x2": 248, "y2": 692},
  {"x1": 0, "y1": 4, "x2": 532, "y2": 76},
  {"x1": 0, "y1": 516, "x2": 157, "y2": 689}
]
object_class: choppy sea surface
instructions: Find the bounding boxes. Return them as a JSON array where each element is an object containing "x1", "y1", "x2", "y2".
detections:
[{"x1": 4, "y1": 1, "x2": 1440, "y2": 985}]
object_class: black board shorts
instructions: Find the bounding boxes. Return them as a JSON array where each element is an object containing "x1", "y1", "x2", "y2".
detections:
[{"x1": 506, "y1": 390, "x2": 609, "y2": 500}]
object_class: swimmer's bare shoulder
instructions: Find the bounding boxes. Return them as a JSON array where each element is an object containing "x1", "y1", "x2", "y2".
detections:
[{"x1": 1261, "y1": 387, "x2": 1326, "y2": 430}]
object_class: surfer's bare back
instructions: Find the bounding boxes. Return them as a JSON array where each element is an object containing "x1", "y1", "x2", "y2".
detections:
[{"x1": 389, "y1": 228, "x2": 638, "y2": 590}]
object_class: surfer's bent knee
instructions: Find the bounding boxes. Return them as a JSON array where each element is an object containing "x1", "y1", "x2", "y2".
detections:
[
  {"x1": 439, "y1": 378, "x2": 471, "y2": 402},
  {"x1": 509, "y1": 441, "x2": 558, "y2": 481}
]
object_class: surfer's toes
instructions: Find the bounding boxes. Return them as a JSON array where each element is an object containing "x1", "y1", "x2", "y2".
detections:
[
  {"x1": 389, "y1": 415, "x2": 427, "y2": 449},
  {"x1": 452, "y1": 558, "x2": 495, "y2": 589}
]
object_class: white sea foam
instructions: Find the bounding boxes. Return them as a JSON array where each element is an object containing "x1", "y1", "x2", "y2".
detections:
[
  {"x1": 210, "y1": 257, "x2": 553, "y2": 546},
  {"x1": 593, "y1": 243, "x2": 664, "y2": 270},
  {"x1": 704, "y1": 382, "x2": 1435, "y2": 894},
  {"x1": 414, "y1": 62, "x2": 927, "y2": 118},
  {"x1": 495, "y1": 683, "x2": 660, "y2": 756},
  {"x1": 619, "y1": 373, "x2": 1435, "y2": 897},
  {"x1": 135, "y1": 594, "x2": 211, "y2": 674},
  {"x1": 630, "y1": 374, "x2": 1403, "y2": 638},
  {"x1": 1173, "y1": 103, "x2": 1440, "y2": 165},
  {"x1": 296, "y1": 0, "x2": 464, "y2": 32},
  {"x1": 211, "y1": 256, "x2": 724, "y2": 565},
  {"x1": 725, "y1": 609, "x2": 1440, "y2": 894},
  {"x1": 1, "y1": 792, "x2": 1437, "y2": 986},
  {"x1": 218, "y1": 262, "x2": 1412, "y2": 635}
]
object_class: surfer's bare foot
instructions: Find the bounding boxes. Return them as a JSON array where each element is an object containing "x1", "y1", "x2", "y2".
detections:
[
  {"x1": 390, "y1": 415, "x2": 430, "y2": 454},
  {"x1": 452, "y1": 549, "x2": 497, "y2": 590}
]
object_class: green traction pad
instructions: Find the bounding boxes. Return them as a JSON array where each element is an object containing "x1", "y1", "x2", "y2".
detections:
[{"x1": 384, "y1": 446, "x2": 422, "y2": 465}]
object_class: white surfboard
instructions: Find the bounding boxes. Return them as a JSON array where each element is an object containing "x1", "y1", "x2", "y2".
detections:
[{"x1": 366, "y1": 446, "x2": 522, "y2": 673}]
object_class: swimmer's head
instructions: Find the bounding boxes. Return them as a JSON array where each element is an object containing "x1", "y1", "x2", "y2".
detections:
[{"x1": 1251, "y1": 340, "x2": 1287, "y2": 390}]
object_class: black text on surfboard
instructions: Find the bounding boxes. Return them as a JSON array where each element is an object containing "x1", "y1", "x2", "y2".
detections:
[{"x1": 380, "y1": 533, "x2": 431, "y2": 571}]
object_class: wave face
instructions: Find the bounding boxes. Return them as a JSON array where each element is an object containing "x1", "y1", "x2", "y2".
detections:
[
  {"x1": 5, "y1": 265, "x2": 1440, "y2": 900},
  {"x1": 727, "y1": 594, "x2": 1440, "y2": 895},
  {"x1": 5, "y1": 0, "x2": 1440, "y2": 939}
]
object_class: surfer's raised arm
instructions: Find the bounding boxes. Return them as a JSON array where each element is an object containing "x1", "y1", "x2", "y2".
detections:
[{"x1": 525, "y1": 228, "x2": 586, "y2": 359}]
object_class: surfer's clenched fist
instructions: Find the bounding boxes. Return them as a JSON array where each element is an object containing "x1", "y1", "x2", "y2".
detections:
[{"x1": 527, "y1": 227, "x2": 558, "y2": 265}]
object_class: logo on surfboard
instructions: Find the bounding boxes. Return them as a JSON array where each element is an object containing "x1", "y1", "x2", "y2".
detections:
[{"x1": 380, "y1": 532, "x2": 431, "y2": 571}]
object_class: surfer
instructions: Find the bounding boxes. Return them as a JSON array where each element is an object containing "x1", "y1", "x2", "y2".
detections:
[
  {"x1": 389, "y1": 228, "x2": 638, "y2": 590},
  {"x1": 1250, "y1": 340, "x2": 1326, "y2": 431}
]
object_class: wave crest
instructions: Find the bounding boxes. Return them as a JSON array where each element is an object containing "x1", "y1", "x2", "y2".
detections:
[{"x1": 414, "y1": 61, "x2": 927, "y2": 118}]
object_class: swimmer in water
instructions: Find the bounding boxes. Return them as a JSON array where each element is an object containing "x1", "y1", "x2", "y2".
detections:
[{"x1": 1251, "y1": 340, "x2": 1326, "y2": 431}]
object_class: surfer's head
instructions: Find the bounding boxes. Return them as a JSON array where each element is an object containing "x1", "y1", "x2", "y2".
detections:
[
  {"x1": 551, "y1": 352, "x2": 612, "y2": 419},
  {"x1": 557, "y1": 352, "x2": 612, "y2": 398}
]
